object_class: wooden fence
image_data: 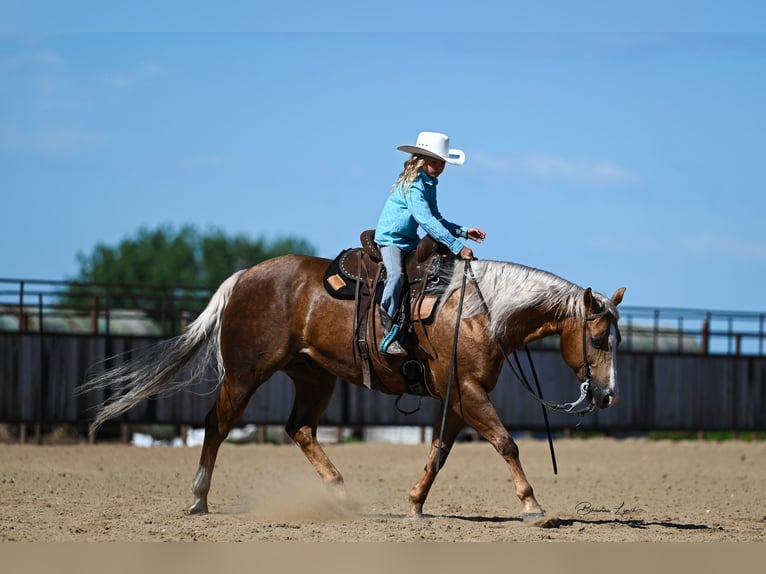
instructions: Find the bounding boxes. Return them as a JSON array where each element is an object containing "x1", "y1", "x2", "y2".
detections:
[{"x1": 2, "y1": 332, "x2": 765, "y2": 434}]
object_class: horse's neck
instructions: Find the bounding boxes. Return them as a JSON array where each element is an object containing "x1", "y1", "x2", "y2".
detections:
[
  {"x1": 451, "y1": 259, "x2": 583, "y2": 348},
  {"x1": 496, "y1": 290, "x2": 581, "y2": 349},
  {"x1": 521, "y1": 313, "x2": 562, "y2": 345},
  {"x1": 503, "y1": 306, "x2": 566, "y2": 349}
]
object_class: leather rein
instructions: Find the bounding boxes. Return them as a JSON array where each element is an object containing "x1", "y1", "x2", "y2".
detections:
[{"x1": 436, "y1": 260, "x2": 609, "y2": 474}]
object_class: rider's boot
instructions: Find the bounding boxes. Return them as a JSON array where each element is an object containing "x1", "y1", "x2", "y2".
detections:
[{"x1": 379, "y1": 309, "x2": 406, "y2": 356}]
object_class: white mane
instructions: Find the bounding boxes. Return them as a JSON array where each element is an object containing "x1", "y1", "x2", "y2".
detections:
[{"x1": 439, "y1": 260, "x2": 596, "y2": 337}]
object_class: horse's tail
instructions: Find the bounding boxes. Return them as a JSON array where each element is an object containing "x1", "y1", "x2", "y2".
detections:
[{"x1": 80, "y1": 269, "x2": 247, "y2": 431}]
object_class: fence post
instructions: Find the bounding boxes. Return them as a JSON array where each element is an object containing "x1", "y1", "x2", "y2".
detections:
[
  {"x1": 90, "y1": 296, "x2": 98, "y2": 334},
  {"x1": 120, "y1": 424, "x2": 130, "y2": 444},
  {"x1": 677, "y1": 316, "x2": 684, "y2": 353},
  {"x1": 36, "y1": 293, "x2": 44, "y2": 445},
  {"x1": 701, "y1": 316, "x2": 710, "y2": 355},
  {"x1": 18, "y1": 281, "x2": 25, "y2": 333}
]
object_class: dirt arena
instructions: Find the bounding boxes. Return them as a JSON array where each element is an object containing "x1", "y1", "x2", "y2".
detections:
[{"x1": 1, "y1": 437, "x2": 765, "y2": 542}]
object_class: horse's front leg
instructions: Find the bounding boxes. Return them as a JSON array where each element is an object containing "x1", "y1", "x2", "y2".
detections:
[
  {"x1": 460, "y1": 382, "x2": 545, "y2": 522},
  {"x1": 408, "y1": 408, "x2": 464, "y2": 518}
]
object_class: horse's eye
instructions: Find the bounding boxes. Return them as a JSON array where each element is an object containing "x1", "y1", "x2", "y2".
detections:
[{"x1": 591, "y1": 335, "x2": 609, "y2": 350}]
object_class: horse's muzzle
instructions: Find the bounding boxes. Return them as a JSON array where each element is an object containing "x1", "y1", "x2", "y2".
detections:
[{"x1": 590, "y1": 386, "x2": 617, "y2": 409}]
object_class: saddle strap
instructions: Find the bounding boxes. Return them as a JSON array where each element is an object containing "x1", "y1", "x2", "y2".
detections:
[
  {"x1": 410, "y1": 257, "x2": 441, "y2": 359},
  {"x1": 355, "y1": 259, "x2": 386, "y2": 390},
  {"x1": 355, "y1": 256, "x2": 372, "y2": 389}
]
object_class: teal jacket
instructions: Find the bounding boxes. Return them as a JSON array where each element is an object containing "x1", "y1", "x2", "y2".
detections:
[{"x1": 374, "y1": 169, "x2": 466, "y2": 255}]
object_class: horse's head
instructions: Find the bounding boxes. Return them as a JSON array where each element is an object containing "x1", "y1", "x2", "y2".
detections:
[{"x1": 560, "y1": 287, "x2": 626, "y2": 410}]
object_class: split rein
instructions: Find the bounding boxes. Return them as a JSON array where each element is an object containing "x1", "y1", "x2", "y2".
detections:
[{"x1": 435, "y1": 259, "x2": 599, "y2": 474}]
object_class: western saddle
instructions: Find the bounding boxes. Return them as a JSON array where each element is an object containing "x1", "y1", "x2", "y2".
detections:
[{"x1": 323, "y1": 230, "x2": 455, "y2": 392}]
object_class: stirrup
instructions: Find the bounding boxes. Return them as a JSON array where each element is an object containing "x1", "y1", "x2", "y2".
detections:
[{"x1": 383, "y1": 340, "x2": 406, "y2": 355}]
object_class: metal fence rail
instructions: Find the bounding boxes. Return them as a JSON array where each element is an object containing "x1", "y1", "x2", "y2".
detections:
[
  {"x1": 0, "y1": 278, "x2": 211, "y2": 336},
  {"x1": 3, "y1": 277, "x2": 766, "y2": 356},
  {"x1": 618, "y1": 306, "x2": 766, "y2": 356}
]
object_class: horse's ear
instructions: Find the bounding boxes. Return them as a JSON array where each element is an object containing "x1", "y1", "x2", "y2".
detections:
[
  {"x1": 611, "y1": 287, "x2": 626, "y2": 306},
  {"x1": 583, "y1": 287, "x2": 596, "y2": 313}
]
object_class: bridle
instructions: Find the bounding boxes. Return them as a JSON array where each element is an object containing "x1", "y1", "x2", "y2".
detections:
[
  {"x1": 435, "y1": 260, "x2": 616, "y2": 474},
  {"x1": 466, "y1": 260, "x2": 616, "y2": 416},
  {"x1": 575, "y1": 308, "x2": 613, "y2": 411}
]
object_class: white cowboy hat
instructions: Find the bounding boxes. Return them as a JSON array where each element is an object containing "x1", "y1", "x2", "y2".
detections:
[{"x1": 397, "y1": 131, "x2": 465, "y2": 165}]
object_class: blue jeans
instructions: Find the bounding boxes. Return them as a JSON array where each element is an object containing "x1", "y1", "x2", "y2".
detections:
[{"x1": 380, "y1": 245, "x2": 406, "y2": 318}]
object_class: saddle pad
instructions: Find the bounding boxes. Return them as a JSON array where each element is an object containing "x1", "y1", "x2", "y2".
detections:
[{"x1": 323, "y1": 249, "x2": 385, "y2": 301}]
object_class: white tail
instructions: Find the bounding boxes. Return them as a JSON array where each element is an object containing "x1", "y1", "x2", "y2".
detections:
[{"x1": 80, "y1": 270, "x2": 246, "y2": 430}]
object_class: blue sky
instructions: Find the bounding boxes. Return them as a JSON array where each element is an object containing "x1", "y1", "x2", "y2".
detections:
[{"x1": 2, "y1": 2, "x2": 765, "y2": 312}]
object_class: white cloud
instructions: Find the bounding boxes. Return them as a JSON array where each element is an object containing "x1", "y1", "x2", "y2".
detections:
[
  {"x1": 585, "y1": 231, "x2": 766, "y2": 263},
  {"x1": 103, "y1": 60, "x2": 163, "y2": 89},
  {"x1": 0, "y1": 47, "x2": 62, "y2": 69},
  {"x1": 680, "y1": 232, "x2": 766, "y2": 262},
  {"x1": 1, "y1": 126, "x2": 104, "y2": 154},
  {"x1": 472, "y1": 152, "x2": 641, "y2": 186}
]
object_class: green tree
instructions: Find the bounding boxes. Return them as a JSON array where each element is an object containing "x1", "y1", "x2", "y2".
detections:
[
  {"x1": 61, "y1": 224, "x2": 316, "y2": 324},
  {"x1": 74, "y1": 224, "x2": 315, "y2": 287}
]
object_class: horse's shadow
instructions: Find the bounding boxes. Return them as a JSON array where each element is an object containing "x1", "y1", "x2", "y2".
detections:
[
  {"x1": 545, "y1": 517, "x2": 712, "y2": 531},
  {"x1": 375, "y1": 513, "x2": 713, "y2": 531}
]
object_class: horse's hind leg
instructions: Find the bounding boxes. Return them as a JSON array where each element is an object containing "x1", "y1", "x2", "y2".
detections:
[
  {"x1": 189, "y1": 372, "x2": 260, "y2": 514},
  {"x1": 285, "y1": 366, "x2": 344, "y2": 494},
  {"x1": 408, "y1": 408, "x2": 465, "y2": 518}
]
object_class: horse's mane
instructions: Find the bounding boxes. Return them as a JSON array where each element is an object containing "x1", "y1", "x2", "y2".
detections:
[{"x1": 440, "y1": 259, "x2": 614, "y2": 337}]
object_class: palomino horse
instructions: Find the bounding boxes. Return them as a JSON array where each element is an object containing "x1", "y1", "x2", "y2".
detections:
[{"x1": 83, "y1": 253, "x2": 625, "y2": 522}]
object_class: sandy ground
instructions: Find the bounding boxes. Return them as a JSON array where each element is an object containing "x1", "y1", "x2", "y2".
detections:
[{"x1": 1, "y1": 437, "x2": 765, "y2": 542}]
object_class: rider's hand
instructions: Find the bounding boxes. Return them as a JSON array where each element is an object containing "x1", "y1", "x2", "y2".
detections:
[
  {"x1": 459, "y1": 246, "x2": 475, "y2": 260},
  {"x1": 466, "y1": 228, "x2": 486, "y2": 243}
]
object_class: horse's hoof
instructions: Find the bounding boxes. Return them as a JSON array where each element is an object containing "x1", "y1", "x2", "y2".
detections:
[
  {"x1": 189, "y1": 500, "x2": 208, "y2": 515},
  {"x1": 406, "y1": 511, "x2": 424, "y2": 521},
  {"x1": 522, "y1": 511, "x2": 546, "y2": 524},
  {"x1": 330, "y1": 485, "x2": 347, "y2": 500}
]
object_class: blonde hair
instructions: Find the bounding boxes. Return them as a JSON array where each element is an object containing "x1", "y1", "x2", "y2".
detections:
[{"x1": 391, "y1": 155, "x2": 427, "y2": 194}]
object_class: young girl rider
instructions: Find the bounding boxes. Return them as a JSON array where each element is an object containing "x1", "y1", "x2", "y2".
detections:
[{"x1": 374, "y1": 131, "x2": 486, "y2": 355}]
